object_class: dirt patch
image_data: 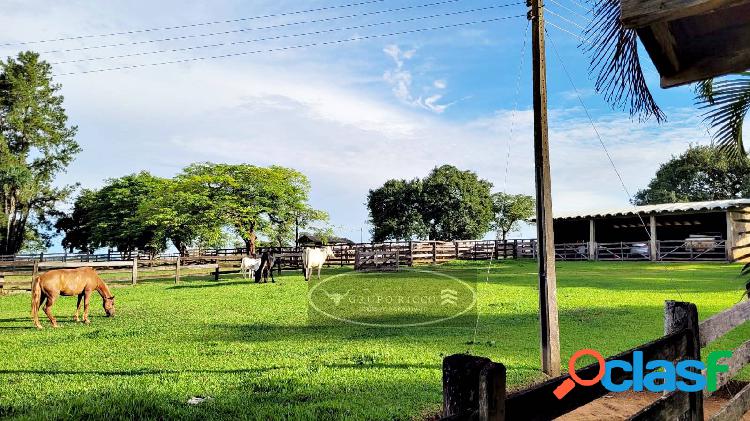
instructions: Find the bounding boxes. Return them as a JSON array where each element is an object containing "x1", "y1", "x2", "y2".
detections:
[{"x1": 559, "y1": 382, "x2": 750, "y2": 420}]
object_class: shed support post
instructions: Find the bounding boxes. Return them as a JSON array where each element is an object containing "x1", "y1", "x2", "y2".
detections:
[
  {"x1": 649, "y1": 215, "x2": 658, "y2": 262},
  {"x1": 726, "y1": 211, "x2": 734, "y2": 262},
  {"x1": 588, "y1": 219, "x2": 596, "y2": 261}
]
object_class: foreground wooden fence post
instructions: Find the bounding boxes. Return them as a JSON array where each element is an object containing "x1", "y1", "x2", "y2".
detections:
[
  {"x1": 443, "y1": 354, "x2": 506, "y2": 420},
  {"x1": 664, "y1": 300, "x2": 703, "y2": 421}
]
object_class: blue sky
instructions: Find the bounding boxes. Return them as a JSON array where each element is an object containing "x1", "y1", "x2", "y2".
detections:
[{"x1": 1, "y1": 0, "x2": 730, "y2": 248}]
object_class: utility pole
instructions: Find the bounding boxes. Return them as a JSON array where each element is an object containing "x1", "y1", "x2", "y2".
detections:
[{"x1": 529, "y1": 0, "x2": 561, "y2": 376}]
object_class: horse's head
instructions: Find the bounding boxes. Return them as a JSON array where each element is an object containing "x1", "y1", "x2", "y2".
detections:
[
  {"x1": 324, "y1": 246, "x2": 336, "y2": 258},
  {"x1": 103, "y1": 295, "x2": 115, "y2": 317}
]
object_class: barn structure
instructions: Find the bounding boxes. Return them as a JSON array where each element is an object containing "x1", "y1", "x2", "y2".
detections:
[
  {"x1": 552, "y1": 199, "x2": 750, "y2": 262},
  {"x1": 296, "y1": 234, "x2": 354, "y2": 247}
]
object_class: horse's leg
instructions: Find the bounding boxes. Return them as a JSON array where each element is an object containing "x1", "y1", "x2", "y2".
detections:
[
  {"x1": 318, "y1": 265, "x2": 322, "y2": 280},
  {"x1": 82, "y1": 290, "x2": 92, "y2": 324},
  {"x1": 74, "y1": 293, "x2": 83, "y2": 322},
  {"x1": 43, "y1": 294, "x2": 59, "y2": 328},
  {"x1": 32, "y1": 284, "x2": 44, "y2": 329}
]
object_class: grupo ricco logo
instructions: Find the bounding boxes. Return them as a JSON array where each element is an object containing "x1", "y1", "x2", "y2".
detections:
[
  {"x1": 307, "y1": 269, "x2": 477, "y2": 328},
  {"x1": 553, "y1": 349, "x2": 733, "y2": 399}
]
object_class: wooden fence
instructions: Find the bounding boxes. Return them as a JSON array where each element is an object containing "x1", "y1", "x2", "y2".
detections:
[
  {"x1": 0, "y1": 237, "x2": 734, "y2": 284},
  {"x1": 354, "y1": 249, "x2": 400, "y2": 271},
  {"x1": 442, "y1": 299, "x2": 750, "y2": 420},
  {"x1": 0, "y1": 257, "x2": 225, "y2": 292}
]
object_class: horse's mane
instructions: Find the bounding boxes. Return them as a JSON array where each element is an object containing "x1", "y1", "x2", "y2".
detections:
[{"x1": 96, "y1": 278, "x2": 114, "y2": 299}]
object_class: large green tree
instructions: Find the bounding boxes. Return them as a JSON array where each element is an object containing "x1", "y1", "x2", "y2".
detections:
[
  {"x1": 137, "y1": 175, "x2": 224, "y2": 256},
  {"x1": 367, "y1": 179, "x2": 427, "y2": 242},
  {"x1": 178, "y1": 163, "x2": 326, "y2": 254},
  {"x1": 367, "y1": 165, "x2": 493, "y2": 241},
  {"x1": 491, "y1": 192, "x2": 535, "y2": 241},
  {"x1": 0, "y1": 51, "x2": 80, "y2": 254},
  {"x1": 57, "y1": 172, "x2": 167, "y2": 255},
  {"x1": 422, "y1": 165, "x2": 493, "y2": 240},
  {"x1": 633, "y1": 145, "x2": 750, "y2": 205},
  {"x1": 94, "y1": 172, "x2": 167, "y2": 255},
  {"x1": 54, "y1": 188, "x2": 98, "y2": 253}
]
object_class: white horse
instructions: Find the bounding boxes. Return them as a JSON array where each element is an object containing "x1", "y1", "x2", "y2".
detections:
[
  {"x1": 302, "y1": 246, "x2": 336, "y2": 281},
  {"x1": 240, "y1": 256, "x2": 261, "y2": 279}
]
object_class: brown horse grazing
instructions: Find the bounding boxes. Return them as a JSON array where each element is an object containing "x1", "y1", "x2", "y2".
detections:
[{"x1": 31, "y1": 267, "x2": 115, "y2": 329}]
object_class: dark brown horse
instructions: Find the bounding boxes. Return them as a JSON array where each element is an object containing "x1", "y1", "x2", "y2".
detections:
[
  {"x1": 32, "y1": 267, "x2": 115, "y2": 329},
  {"x1": 254, "y1": 251, "x2": 275, "y2": 283}
]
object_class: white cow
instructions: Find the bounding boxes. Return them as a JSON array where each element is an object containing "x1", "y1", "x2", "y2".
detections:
[
  {"x1": 302, "y1": 246, "x2": 336, "y2": 281},
  {"x1": 240, "y1": 256, "x2": 262, "y2": 279}
]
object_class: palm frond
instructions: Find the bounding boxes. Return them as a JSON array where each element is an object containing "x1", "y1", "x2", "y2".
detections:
[
  {"x1": 695, "y1": 78, "x2": 715, "y2": 103},
  {"x1": 698, "y1": 72, "x2": 750, "y2": 158},
  {"x1": 584, "y1": 0, "x2": 666, "y2": 123},
  {"x1": 741, "y1": 261, "x2": 750, "y2": 277}
]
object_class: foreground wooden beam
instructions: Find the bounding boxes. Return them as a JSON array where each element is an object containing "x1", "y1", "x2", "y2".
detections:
[{"x1": 620, "y1": 0, "x2": 750, "y2": 87}]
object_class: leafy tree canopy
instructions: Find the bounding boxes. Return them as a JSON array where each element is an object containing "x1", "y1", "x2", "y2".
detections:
[
  {"x1": 491, "y1": 192, "x2": 535, "y2": 241},
  {"x1": 58, "y1": 164, "x2": 327, "y2": 255},
  {"x1": 0, "y1": 51, "x2": 80, "y2": 254},
  {"x1": 367, "y1": 165, "x2": 493, "y2": 241},
  {"x1": 633, "y1": 145, "x2": 750, "y2": 205},
  {"x1": 368, "y1": 179, "x2": 427, "y2": 242}
]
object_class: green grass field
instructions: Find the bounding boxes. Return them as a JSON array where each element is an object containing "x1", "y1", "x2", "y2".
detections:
[{"x1": 0, "y1": 260, "x2": 748, "y2": 420}]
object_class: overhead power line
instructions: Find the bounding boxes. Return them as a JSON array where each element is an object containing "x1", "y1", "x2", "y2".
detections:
[
  {"x1": 54, "y1": 15, "x2": 525, "y2": 76},
  {"x1": 39, "y1": 0, "x2": 475, "y2": 54},
  {"x1": 1, "y1": 0, "x2": 391, "y2": 47},
  {"x1": 546, "y1": 0, "x2": 591, "y2": 21},
  {"x1": 546, "y1": 21, "x2": 591, "y2": 45},
  {"x1": 51, "y1": 4, "x2": 517, "y2": 65},
  {"x1": 545, "y1": 9, "x2": 587, "y2": 31}
]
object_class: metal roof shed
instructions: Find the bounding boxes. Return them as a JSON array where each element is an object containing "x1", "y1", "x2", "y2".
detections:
[
  {"x1": 552, "y1": 199, "x2": 750, "y2": 261},
  {"x1": 620, "y1": 0, "x2": 750, "y2": 87}
]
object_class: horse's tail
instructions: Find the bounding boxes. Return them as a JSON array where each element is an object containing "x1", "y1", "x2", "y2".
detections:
[{"x1": 31, "y1": 274, "x2": 42, "y2": 328}]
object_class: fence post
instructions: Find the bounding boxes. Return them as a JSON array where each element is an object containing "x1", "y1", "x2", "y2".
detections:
[
  {"x1": 432, "y1": 242, "x2": 437, "y2": 265},
  {"x1": 479, "y1": 362, "x2": 506, "y2": 421},
  {"x1": 664, "y1": 301, "x2": 703, "y2": 421},
  {"x1": 175, "y1": 256, "x2": 180, "y2": 284},
  {"x1": 455, "y1": 241, "x2": 460, "y2": 260},
  {"x1": 443, "y1": 354, "x2": 506, "y2": 421},
  {"x1": 131, "y1": 253, "x2": 138, "y2": 286},
  {"x1": 39, "y1": 252, "x2": 44, "y2": 262},
  {"x1": 214, "y1": 258, "x2": 220, "y2": 281}
]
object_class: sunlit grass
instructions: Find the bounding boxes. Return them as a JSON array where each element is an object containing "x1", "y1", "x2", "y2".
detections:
[{"x1": 0, "y1": 260, "x2": 747, "y2": 419}]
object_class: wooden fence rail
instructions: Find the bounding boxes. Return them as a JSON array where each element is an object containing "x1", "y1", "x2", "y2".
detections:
[
  {"x1": 442, "y1": 299, "x2": 750, "y2": 420},
  {"x1": 0, "y1": 237, "x2": 734, "y2": 266}
]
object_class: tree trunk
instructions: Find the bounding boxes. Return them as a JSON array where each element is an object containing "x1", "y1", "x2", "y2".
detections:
[{"x1": 244, "y1": 229, "x2": 257, "y2": 256}]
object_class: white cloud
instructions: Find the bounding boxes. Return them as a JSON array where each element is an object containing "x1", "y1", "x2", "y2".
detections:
[{"x1": 381, "y1": 44, "x2": 452, "y2": 114}]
